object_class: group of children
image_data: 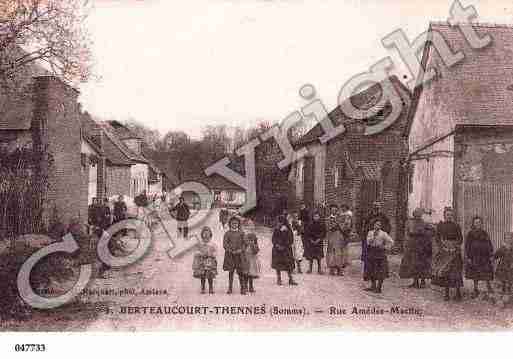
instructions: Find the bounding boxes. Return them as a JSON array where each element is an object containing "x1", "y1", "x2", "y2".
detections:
[{"x1": 192, "y1": 215, "x2": 261, "y2": 295}]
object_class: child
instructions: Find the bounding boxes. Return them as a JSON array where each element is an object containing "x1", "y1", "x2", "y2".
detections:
[
  {"x1": 304, "y1": 211, "x2": 326, "y2": 274},
  {"x1": 291, "y1": 212, "x2": 304, "y2": 274},
  {"x1": 223, "y1": 216, "x2": 248, "y2": 294},
  {"x1": 271, "y1": 215, "x2": 298, "y2": 285},
  {"x1": 364, "y1": 219, "x2": 394, "y2": 293},
  {"x1": 219, "y1": 208, "x2": 229, "y2": 230},
  {"x1": 494, "y1": 232, "x2": 513, "y2": 294},
  {"x1": 192, "y1": 226, "x2": 218, "y2": 294},
  {"x1": 244, "y1": 232, "x2": 261, "y2": 293}
]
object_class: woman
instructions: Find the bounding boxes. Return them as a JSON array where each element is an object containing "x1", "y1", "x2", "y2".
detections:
[
  {"x1": 431, "y1": 207, "x2": 464, "y2": 301},
  {"x1": 399, "y1": 208, "x2": 434, "y2": 289},
  {"x1": 271, "y1": 215, "x2": 298, "y2": 286},
  {"x1": 364, "y1": 219, "x2": 394, "y2": 293},
  {"x1": 465, "y1": 216, "x2": 494, "y2": 298},
  {"x1": 326, "y1": 204, "x2": 345, "y2": 276},
  {"x1": 304, "y1": 211, "x2": 326, "y2": 274}
]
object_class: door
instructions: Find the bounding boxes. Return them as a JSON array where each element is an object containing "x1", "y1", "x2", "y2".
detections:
[{"x1": 356, "y1": 179, "x2": 380, "y2": 235}]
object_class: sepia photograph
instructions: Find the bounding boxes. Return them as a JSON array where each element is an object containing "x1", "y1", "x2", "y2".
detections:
[{"x1": 3, "y1": 0, "x2": 513, "y2": 352}]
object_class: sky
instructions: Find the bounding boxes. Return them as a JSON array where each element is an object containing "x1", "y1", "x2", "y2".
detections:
[{"x1": 78, "y1": 0, "x2": 513, "y2": 138}]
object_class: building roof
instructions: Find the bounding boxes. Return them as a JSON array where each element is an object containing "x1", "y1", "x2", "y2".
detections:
[
  {"x1": 100, "y1": 122, "x2": 148, "y2": 164},
  {"x1": 295, "y1": 75, "x2": 408, "y2": 147},
  {"x1": 184, "y1": 173, "x2": 245, "y2": 191},
  {"x1": 106, "y1": 120, "x2": 142, "y2": 140},
  {"x1": 408, "y1": 22, "x2": 513, "y2": 137}
]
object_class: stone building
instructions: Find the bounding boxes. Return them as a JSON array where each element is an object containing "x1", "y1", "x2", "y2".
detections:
[
  {"x1": 408, "y1": 22, "x2": 513, "y2": 247},
  {"x1": 292, "y1": 75, "x2": 411, "y2": 241}
]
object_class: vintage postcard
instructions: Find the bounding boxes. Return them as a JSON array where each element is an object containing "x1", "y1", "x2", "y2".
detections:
[{"x1": 3, "y1": 0, "x2": 513, "y2": 342}]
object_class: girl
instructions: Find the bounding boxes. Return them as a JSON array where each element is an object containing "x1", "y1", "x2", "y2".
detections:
[
  {"x1": 223, "y1": 216, "x2": 248, "y2": 294},
  {"x1": 244, "y1": 232, "x2": 261, "y2": 293},
  {"x1": 291, "y1": 212, "x2": 305, "y2": 274},
  {"x1": 192, "y1": 226, "x2": 217, "y2": 294},
  {"x1": 271, "y1": 215, "x2": 298, "y2": 286},
  {"x1": 494, "y1": 233, "x2": 513, "y2": 294},
  {"x1": 465, "y1": 216, "x2": 494, "y2": 298},
  {"x1": 364, "y1": 219, "x2": 394, "y2": 293},
  {"x1": 304, "y1": 211, "x2": 326, "y2": 274}
]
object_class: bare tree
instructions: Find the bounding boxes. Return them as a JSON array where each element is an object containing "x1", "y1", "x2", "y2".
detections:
[{"x1": 0, "y1": 0, "x2": 93, "y2": 91}]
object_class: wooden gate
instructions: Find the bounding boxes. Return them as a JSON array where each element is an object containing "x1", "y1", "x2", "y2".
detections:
[
  {"x1": 356, "y1": 179, "x2": 380, "y2": 235},
  {"x1": 458, "y1": 182, "x2": 513, "y2": 250}
]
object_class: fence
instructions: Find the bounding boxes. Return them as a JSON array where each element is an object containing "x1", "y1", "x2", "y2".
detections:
[{"x1": 457, "y1": 182, "x2": 513, "y2": 250}]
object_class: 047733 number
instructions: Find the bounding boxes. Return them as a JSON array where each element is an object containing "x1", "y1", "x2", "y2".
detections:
[{"x1": 14, "y1": 344, "x2": 46, "y2": 352}]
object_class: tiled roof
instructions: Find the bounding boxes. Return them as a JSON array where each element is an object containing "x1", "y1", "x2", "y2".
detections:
[
  {"x1": 411, "y1": 22, "x2": 513, "y2": 129},
  {"x1": 184, "y1": 173, "x2": 245, "y2": 191},
  {"x1": 295, "y1": 75, "x2": 407, "y2": 146},
  {"x1": 107, "y1": 120, "x2": 142, "y2": 140},
  {"x1": 100, "y1": 122, "x2": 148, "y2": 164}
]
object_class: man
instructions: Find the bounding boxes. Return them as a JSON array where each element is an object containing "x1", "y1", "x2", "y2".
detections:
[
  {"x1": 88, "y1": 197, "x2": 99, "y2": 228},
  {"x1": 299, "y1": 203, "x2": 310, "y2": 224},
  {"x1": 171, "y1": 196, "x2": 190, "y2": 238}
]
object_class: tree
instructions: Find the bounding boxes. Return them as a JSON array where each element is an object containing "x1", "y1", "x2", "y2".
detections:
[
  {"x1": 0, "y1": 0, "x2": 93, "y2": 91},
  {"x1": 124, "y1": 118, "x2": 161, "y2": 152}
]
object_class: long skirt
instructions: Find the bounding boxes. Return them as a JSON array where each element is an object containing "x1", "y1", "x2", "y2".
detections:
[
  {"x1": 246, "y1": 253, "x2": 261, "y2": 278},
  {"x1": 399, "y1": 237, "x2": 432, "y2": 279},
  {"x1": 326, "y1": 231, "x2": 346, "y2": 269},
  {"x1": 364, "y1": 247, "x2": 389, "y2": 281},
  {"x1": 272, "y1": 247, "x2": 295, "y2": 271},
  {"x1": 465, "y1": 257, "x2": 494, "y2": 281},
  {"x1": 223, "y1": 252, "x2": 247, "y2": 274},
  {"x1": 304, "y1": 241, "x2": 324, "y2": 260}
]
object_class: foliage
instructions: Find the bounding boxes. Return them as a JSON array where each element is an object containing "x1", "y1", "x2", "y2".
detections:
[{"x1": 0, "y1": 0, "x2": 93, "y2": 92}]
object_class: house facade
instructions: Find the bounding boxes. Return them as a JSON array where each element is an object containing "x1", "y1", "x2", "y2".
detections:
[
  {"x1": 292, "y1": 76, "x2": 411, "y2": 241},
  {"x1": 408, "y1": 22, "x2": 513, "y2": 248}
]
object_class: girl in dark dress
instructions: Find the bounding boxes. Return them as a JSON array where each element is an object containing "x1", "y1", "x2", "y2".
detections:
[
  {"x1": 465, "y1": 216, "x2": 494, "y2": 298},
  {"x1": 304, "y1": 211, "x2": 326, "y2": 274},
  {"x1": 271, "y1": 215, "x2": 298, "y2": 286},
  {"x1": 399, "y1": 208, "x2": 434, "y2": 289},
  {"x1": 223, "y1": 216, "x2": 248, "y2": 295},
  {"x1": 364, "y1": 219, "x2": 394, "y2": 293},
  {"x1": 432, "y1": 207, "x2": 464, "y2": 301}
]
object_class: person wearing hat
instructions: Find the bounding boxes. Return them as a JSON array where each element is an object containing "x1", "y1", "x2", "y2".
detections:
[
  {"x1": 399, "y1": 208, "x2": 434, "y2": 289},
  {"x1": 222, "y1": 216, "x2": 248, "y2": 294}
]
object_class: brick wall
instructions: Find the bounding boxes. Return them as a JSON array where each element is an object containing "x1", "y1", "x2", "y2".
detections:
[{"x1": 33, "y1": 76, "x2": 84, "y2": 227}]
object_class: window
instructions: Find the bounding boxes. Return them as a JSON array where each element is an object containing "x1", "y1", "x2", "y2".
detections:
[{"x1": 226, "y1": 190, "x2": 235, "y2": 202}]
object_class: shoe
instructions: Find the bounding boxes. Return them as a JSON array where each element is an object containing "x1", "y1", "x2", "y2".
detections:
[
  {"x1": 201, "y1": 289, "x2": 206, "y2": 294},
  {"x1": 454, "y1": 293, "x2": 463, "y2": 302},
  {"x1": 318, "y1": 270, "x2": 324, "y2": 275},
  {"x1": 375, "y1": 288, "x2": 382, "y2": 294},
  {"x1": 408, "y1": 282, "x2": 419, "y2": 289},
  {"x1": 227, "y1": 289, "x2": 233, "y2": 294},
  {"x1": 209, "y1": 290, "x2": 214, "y2": 294},
  {"x1": 249, "y1": 288, "x2": 255, "y2": 293},
  {"x1": 241, "y1": 290, "x2": 247, "y2": 295},
  {"x1": 364, "y1": 287, "x2": 376, "y2": 292},
  {"x1": 338, "y1": 271, "x2": 344, "y2": 277},
  {"x1": 419, "y1": 280, "x2": 427, "y2": 288},
  {"x1": 289, "y1": 279, "x2": 298, "y2": 286},
  {"x1": 306, "y1": 269, "x2": 312, "y2": 274},
  {"x1": 471, "y1": 290, "x2": 479, "y2": 299},
  {"x1": 277, "y1": 278, "x2": 283, "y2": 286}
]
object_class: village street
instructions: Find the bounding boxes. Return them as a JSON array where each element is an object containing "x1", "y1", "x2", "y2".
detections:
[{"x1": 62, "y1": 208, "x2": 512, "y2": 332}]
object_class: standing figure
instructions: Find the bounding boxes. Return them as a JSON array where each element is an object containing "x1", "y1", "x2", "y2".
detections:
[
  {"x1": 100, "y1": 198, "x2": 112, "y2": 231},
  {"x1": 399, "y1": 208, "x2": 434, "y2": 289},
  {"x1": 271, "y1": 215, "x2": 298, "y2": 286},
  {"x1": 494, "y1": 233, "x2": 513, "y2": 294},
  {"x1": 219, "y1": 208, "x2": 229, "y2": 229},
  {"x1": 88, "y1": 197, "x2": 99, "y2": 228},
  {"x1": 244, "y1": 232, "x2": 261, "y2": 293},
  {"x1": 465, "y1": 216, "x2": 494, "y2": 298},
  {"x1": 192, "y1": 226, "x2": 217, "y2": 294},
  {"x1": 291, "y1": 212, "x2": 304, "y2": 274},
  {"x1": 361, "y1": 201, "x2": 391, "y2": 280},
  {"x1": 171, "y1": 196, "x2": 190, "y2": 239},
  {"x1": 431, "y1": 207, "x2": 464, "y2": 301},
  {"x1": 113, "y1": 195, "x2": 128, "y2": 223},
  {"x1": 299, "y1": 203, "x2": 310, "y2": 224},
  {"x1": 304, "y1": 211, "x2": 326, "y2": 274},
  {"x1": 326, "y1": 204, "x2": 346, "y2": 276},
  {"x1": 223, "y1": 216, "x2": 248, "y2": 294},
  {"x1": 364, "y1": 219, "x2": 394, "y2": 293}
]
